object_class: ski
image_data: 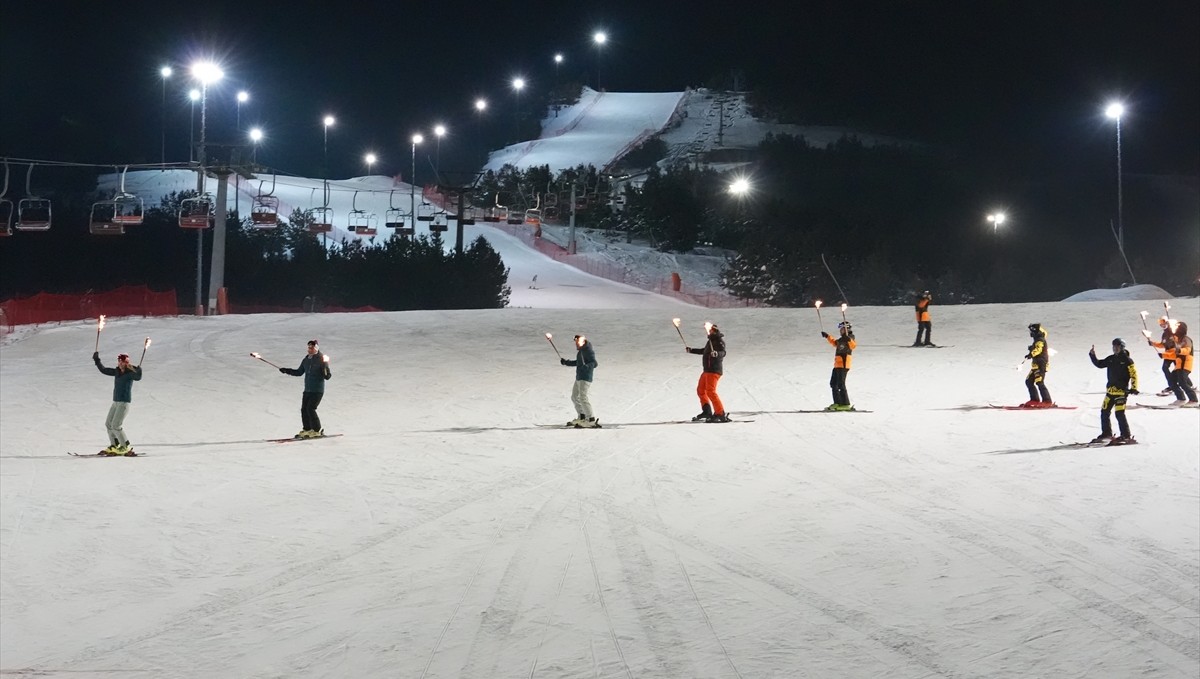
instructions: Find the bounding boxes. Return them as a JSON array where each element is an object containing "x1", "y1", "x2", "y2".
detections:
[
  {"x1": 897, "y1": 344, "x2": 952, "y2": 349},
  {"x1": 1129, "y1": 403, "x2": 1191, "y2": 410},
  {"x1": 1106, "y1": 437, "x2": 1139, "y2": 447},
  {"x1": 989, "y1": 404, "x2": 1077, "y2": 410},
  {"x1": 792, "y1": 409, "x2": 872, "y2": 414},
  {"x1": 69, "y1": 451, "x2": 142, "y2": 457},
  {"x1": 536, "y1": 423, "x2": 613, "y2": 429},
  {"x1": 267, "y1": 434, "x2": 344, "y2": 443}
]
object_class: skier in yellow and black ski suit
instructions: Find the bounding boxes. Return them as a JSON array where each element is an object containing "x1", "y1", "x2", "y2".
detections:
[
  {"x1": 1088, "y1": 338, "x2": 1138, "y2": 444},
  {"x1": 1022, "y1": 323, "x2": 1053, "y2": 407}
]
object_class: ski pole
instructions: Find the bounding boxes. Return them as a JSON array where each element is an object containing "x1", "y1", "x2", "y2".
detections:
[
  {"x1": 95, "y1": 315, "x2": 106, "y2": 353},
  {"x1": 671, "y1": 318, "x2": 687, "y2": 346},
  {"x1": 814, "y1": 300, "x2": 825, "y2": 332},
  {"x1": 250, "y1": 352, "x2": 282, "y2": 369},
  {"x1": 544, "y1": 333, "x2": 563, "y2": 360},
  {"x1": 137, "y1": 337, "x2": 151, "y2": 367}
]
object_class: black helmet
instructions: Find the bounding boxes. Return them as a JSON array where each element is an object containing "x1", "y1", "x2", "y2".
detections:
[
  {"x1": 1112, "y1": 337, "x2": 1126, "y2": 351},
  {"x1": 838, "y1": 321, "x2": 852, "y2": 331},
  {"x1": 1028, "y1": 323, "x2": 1043, "y2": 337}
]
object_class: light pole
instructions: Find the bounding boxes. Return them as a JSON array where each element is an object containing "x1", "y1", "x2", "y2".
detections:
[
  {"x1": 593, "y1": 31, "x2": 607, "y2": 90},
  {"x1": 986, "y1": 212, "x2": 1006, "y2": 235},
  {"x1": 190, "y1": 60, "x2": 223, "y2": 315},
  {"x1": 188, "y1": 88, "x2": 200, "y2": 162},
  {"x1": 160, "y1": 66, "x2": 172, "y2": 168},
  {"x1": 511, "y1": 77, "x2": 525, "y2": 143},
  {"x1": 1105, "y1": 102, "x2": 1125, "y2": 253},
  {"x1": 249, "y1": 127, "x2": 263, "y2": 164},
  {"x1": 364, "y1": 152, "x2": 376, "y2": 175},
  {"x1": 410, "y1": 133, "x2": 423, "y2": 234},
  {"x1": 433, "y1": 124, "x2": 446, "y2": 181},
  {"x1": 236, "y1": 90, "x2": 249, "y2": 131},
  {"x1": 322, "y1": 115, "x2": 335, "y2": 247}
]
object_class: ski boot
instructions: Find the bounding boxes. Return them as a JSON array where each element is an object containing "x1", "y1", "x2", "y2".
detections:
[
  {"x1": 115, "y1": 443, "x2": 136, "y2": 456},
  {"x1": 1089, "y1": 434, "x2": 1112, "y2": 445},
  {"x1": 1108, "y1": 435, "x2": 1136, "y2": 446},
  {"x1": 707, "y1": 413, "x2": 731, "y2": 423},
  {"x1": 567, "y1": 413, "x2": 585, "y2": 427},
  {"x1": 575, "y1": 417, "x2": 601, "y2": 429},
  {"x1": 692, "y1": 404, "x2": 713, "y2": 422}
]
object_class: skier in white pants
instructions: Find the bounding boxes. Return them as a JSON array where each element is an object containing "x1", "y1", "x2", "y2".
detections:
[{"x1": 561, "y1": 334, "x2": 599, "y2": 428}]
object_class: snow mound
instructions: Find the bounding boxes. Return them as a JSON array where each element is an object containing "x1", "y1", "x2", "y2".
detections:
[{"x1": 1061, "y1": 284, "x2": 1177, "y2": 302}]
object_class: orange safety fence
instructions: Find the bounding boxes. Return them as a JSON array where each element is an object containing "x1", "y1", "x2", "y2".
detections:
[{"x1": 0, "y1": 286, "x2": 179, "y2": 328}]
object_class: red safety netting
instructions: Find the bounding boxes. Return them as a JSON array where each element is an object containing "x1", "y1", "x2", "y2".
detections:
[{"x1": 0, "y1": 286, "x2": 179, "y2": 327}]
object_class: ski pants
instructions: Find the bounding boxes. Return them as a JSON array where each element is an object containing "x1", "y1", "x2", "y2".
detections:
[
  {"x1": 696, "y1": 372, "x2": 724, "y2": 415},
  {"x1": 1161, "y1": 359, "x2": 1176, "y2": 391},
  {"x1": 301, "y1": 391, "x2": 324, "y2": 432},
  {"x1": 1026, "y1": 366, "x2": 1051, "y2": 402},
  {"x1": 830, "y1": 368, "x2": 850, "y2": 406},
  {"x1": 105, "y1": 401, "x2": 131, "y2": 447},
  {"x1": 1172, "y1": 368, "x2": 1197, "y2": 402},
  {"x1": 915, "y1": 320, "x2": 932, "y2": 345},
  {"x1": 571, "y1": 380, "x2": 594, "y2": 419},
  {"x1": 1100, "y1": 387, "x2": 1131, "y2": 438}
]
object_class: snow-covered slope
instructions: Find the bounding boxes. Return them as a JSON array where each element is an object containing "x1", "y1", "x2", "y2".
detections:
[{"x1": 2, "y1": 298, "x2": 1198, "y2": 677}]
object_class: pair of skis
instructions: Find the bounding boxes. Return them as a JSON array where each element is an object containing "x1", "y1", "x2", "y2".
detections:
[{"x1": 69, "y1": 433, "x2": 343, "y2": 457}]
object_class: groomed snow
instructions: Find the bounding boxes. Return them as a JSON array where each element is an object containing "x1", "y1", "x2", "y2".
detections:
[{"x1": 2, "y1": 297, "x2": 1197, "y2": 677}]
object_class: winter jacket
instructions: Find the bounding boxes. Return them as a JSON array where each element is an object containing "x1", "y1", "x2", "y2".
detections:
[
  {"x1": 562, "y1": 341, "x2": 598, "y2": 382},
  {"x1": 284, "y1": 354, "x2": 332, "y2": 392},
  {"x1": 825, "y1": 332, "x2": 856, "y2": 369},
  {"x1": 688, "y1": 331, "x2": 726, "y2": 374},
  {"x1": 915, "y1": 296, "x2": 931, "y2": 322},
  {"x1": 94, "y1": 352, "x2": 142, "y2": 403},
  {"x1": 1150, "y1": 330, "x2": 1177, "y2": 361},
  {"x1": 1027, "y1": 336, "x2": 1049, "y2": 370},
  {"x1": 1176, "y1": 336, "x2": 1194, "y2": 372},
  {"x1": 1090, "y1": 349, "x2": 1138, "y2": 390}
]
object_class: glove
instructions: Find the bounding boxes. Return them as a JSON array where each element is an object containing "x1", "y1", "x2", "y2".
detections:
[
  {"x1": 821, "y1": 332, "x2": 829, "y2": 338},
  {"x1": 1024, "y1": 353, "x2": 1031, "y2": 360},
  {"x1": 560, "y1": 358, "x2": 568, "y2": 365},
  {"x1": 279, "y1": 367, "x2": 288, "y2": 374},
  {"x1": 710, "y1": 351, "x2": 718, "y2": 357},
  {"x1": 323, "y1": 369, "x2": 331, "y2": 380},
  {"x1": 685, "y1": 346, "x2": 692, "y2": 353},
  {"x1": 1129, "y1": 388, "x2": 1139, "y2": 395}
]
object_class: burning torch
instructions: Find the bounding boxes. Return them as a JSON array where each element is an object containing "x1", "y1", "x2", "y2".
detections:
[
  {"x1": 250, "y1": 352, "x2": 282, "y2": 369},
  {"x1": 137, "y1": 337, "x2": 151, "y2": 367},
  {"x1": 814, "y1": 300, "x2": 825, "y2": 333},
  {"x1": 544, "y1": 333, "x2": 563, "y2": 360},
  {"x1": 671, "y1": 318, "x2": 687, "y2": 346},
  {"x1": 95, "y1": 315, "x2": 106, "y2": 353}
]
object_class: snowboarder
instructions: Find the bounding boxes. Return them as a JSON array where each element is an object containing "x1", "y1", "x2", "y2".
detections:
[
  {"x1": 1146, "y1": 316, "x2": 1178, "y2": 396},
  {"x1": 822, "y1": 321, "x2": 856, "y2": 411},
  {"x1": 913, "y1": 290, "x2": 932, "y2": 346},
  {"x1": 1168, "y1": 322, "x2": 1198, "y2": 406},
  {"x1": 560, "y1": 334, "x2": 600, "y2": 427},
  {"x1": 279, "y1": 339, "x2": 332, "y2": 438},
  {"x1": 687, "y1": 323, "x2": 729, "y2": 422},
  {"x1": 93, "y1": 351, "x2": 143, "y2": 455},
  {"x1": 1022, "y1": 323, "x2": 1054, "y2": 407},
  {"x1": 1088, "y1": 338, "x2": 1139, "y2": 444}
]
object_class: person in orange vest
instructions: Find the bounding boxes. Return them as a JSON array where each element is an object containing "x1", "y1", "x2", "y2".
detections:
[
  {"x1": 1145, "y1": 316, "x2": 1178, "y2": 397},
  {"x1": 1168, "y1": 321, "x2": 1198, "y2": 406},
  {"x1": 913, "y1": 290, "x2": 932, "y2": 346},
  {"x1": 822, "y1": 321, "x2": 857, "y2": 411}
]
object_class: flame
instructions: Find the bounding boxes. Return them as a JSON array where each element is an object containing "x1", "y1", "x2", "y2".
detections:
[
  {"x1": 323, "y1": 355, "x2": 331, "y2": 363},
  {"x1": 576, "y1": 335, "x2": 586, "y2": 345},
  {"x1": 814, "y1": 300, "x2": 822, "y2": 308},
  {"x1": 97, "y1": 315, "x2": 106, "y2": 331},
  {"x1": 840, "y1": 303, "x2": 847, "y2": 312},
  {"x1": 1139, "y1": 311, "x2": 1148, "y2": 318},
  {"x1": 1048, "y1": 348, "x2": 1058, "y2": 357},
  {"x1": 545, "y1": 332, "x2": 552, "y2": 339},
  {"x1": 671, "y1": 318, "x2": 681, "y2": 327},
  {"x1": 144, "y1": 337, "x2": 151, "y2": 347},
  {"x1": 704, "y1": 321, "x2": 713, "y2": 333},
  {"x1": 251, "y1": 352, "x2": 261, "y2": 358}
]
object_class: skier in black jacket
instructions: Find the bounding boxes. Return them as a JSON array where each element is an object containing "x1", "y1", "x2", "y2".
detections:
[
  {"x1": 686, "y1": 323, "x2": 729, "y2": 422},
  {"x1": 280, "y1": 339, "x2": 332, "y2": 438},
  {"x1": 1088, "y1": 338, "x2": 1139, "y2": 444}
]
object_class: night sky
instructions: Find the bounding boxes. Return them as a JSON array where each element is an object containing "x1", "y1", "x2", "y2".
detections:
[{"x1": 1, "y1": 0, "x2": 1197, "y2": 185}]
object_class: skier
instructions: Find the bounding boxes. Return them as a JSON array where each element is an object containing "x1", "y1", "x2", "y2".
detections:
[
  {"x1": 1168, "y1": 322, "x2": 1198, "y2": 406},
  {"x1": 1022, "y1": 323, "x2": 1054, "y2": 407},
  {"x1": 822, "y1": 321, "x2": 857, "y2": 411},
  {"x1": 913, "y1": 290, "x2": 932, "y2": 346},
  {"x1": 279, "y1": 339, "x2": 332, "y2": 438},
  {"x1": 686, "y1": 323, "x2": 729, "y2": 422},
  {"x1": 560, "y1": 334, "x2": 600, "y2": 428},
  {"x1": 93, "y1": 350, "x2": 143, "y2": 455},
  {"x1": 1145, "y1": 316, "x2": 1178, "y2": 396},
  {"x1": 1088, "y1": 338, "x2": 1139, "y2": 444}
]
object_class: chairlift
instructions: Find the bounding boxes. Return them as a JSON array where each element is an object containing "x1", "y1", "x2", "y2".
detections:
[
  {"x1": 460, "y1": 206, "x2": 476, "y2": 226},
  {"x1": 506, "y1": 208, "x2": 523, "y2": 225},
  {"x1": 179, "y1": 194, "x2": 214, "y2": 229},
  {"x1": 348, "y1": 191, "x2": 378, "y2": 236},
  {"x1": 384, "y1": 191, "x2": 412, "y2": 234},
  {"x1": 0, "y1": 161, "x2": 12, "y2": 237},
  {"x1": 308, "y1": 206, "x2": 333, "y2": 233},
  {"x1": 430, "y1": 210, "x2": 448, "y2": 233},
  {"x1": 524, "y1": 193, "x2": 542, "y2": 226},
  {"x1": 110, "y1": 167, "x2": 143, "y2": 225},
  {"x1": 16, "y1": 165, "x2": 51, "y2": 231},
  {"x1": 88, "y1": 200, "x2": 125, "y2": 235},
  {"x1": 416, "y1": 201, "x2": 435, "y2": 222},
  {"x1": 250, "y1": 175, "x2": 279, "y2": 229}
]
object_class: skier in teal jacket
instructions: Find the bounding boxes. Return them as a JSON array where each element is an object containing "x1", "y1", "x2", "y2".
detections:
[
  {"x1": 280, "y1": 339, "x2": 332, "y2": 438},
  {"x1": 94, "y1": 351, "x2": 142, "y2": 455},
  {"x1": 561, "y1": 334, "x2": 599, "y2": 427}
]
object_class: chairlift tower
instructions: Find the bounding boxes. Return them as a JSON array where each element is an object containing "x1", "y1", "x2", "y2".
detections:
[
  {"x1": 199, "y1": 142, "x2": 256, "y2": 314},
  {"x1": 435, "y1": 171, "x2": 483, "y2": 255}
]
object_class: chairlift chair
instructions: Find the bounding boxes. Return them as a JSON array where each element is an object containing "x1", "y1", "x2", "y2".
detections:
[
  {"x1": 430, "y1": 211, "x2": 448, "y2": 233},
  {"x1": 88, "y1": 200, "x2": 125, "y2": 235},
  {"x1": 179, "y1": 195, "x2": 213, "y2": 229},
  {"x1": 15, "y1": 165, "x2": 51, "y2": 231},
  {"x1": 524, "y1": 208, "x2": 542, "y2": 226},
  {"x1": 460, "y1": 207, "x2": 476, "y2": 226},
  {"x1": 0, "y1": 199, "x2": 12, "y2": 237},
  {"x1": 308, "y1": 206, "x2": 333, "y2": 234},
  {"x1": 250, "y1": 195, "x2": 280, "y2": 228},
  {"x1": 350, "y1": 212, "x2": 378, "y2": 236},
  {"x1": 109, "y1": 168, "x2": 142, "y2": 225},
  {"x1": 385, "y1": 207, "x2": 407, "y2": 229},
  {"x1": 416, "y1": 202, "x2": 435, "y2": 222},
  {"x1": 482, "y1": 206, "x2": 500, "y2": 223}
]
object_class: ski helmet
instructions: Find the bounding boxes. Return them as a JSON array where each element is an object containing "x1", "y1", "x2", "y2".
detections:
[
  {"x1": 117, "y1": 353, "x2": 130, "y2": 362},
  {"x1": 1028, "y1": 323, "x2": 1043, "y2": 337},
  {"x1": 1112, "y1": 337, "x2": 1126, "y2": 351},
  {"x1": 838, "y1": 321, "x2": 852, "y2": 331}
]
